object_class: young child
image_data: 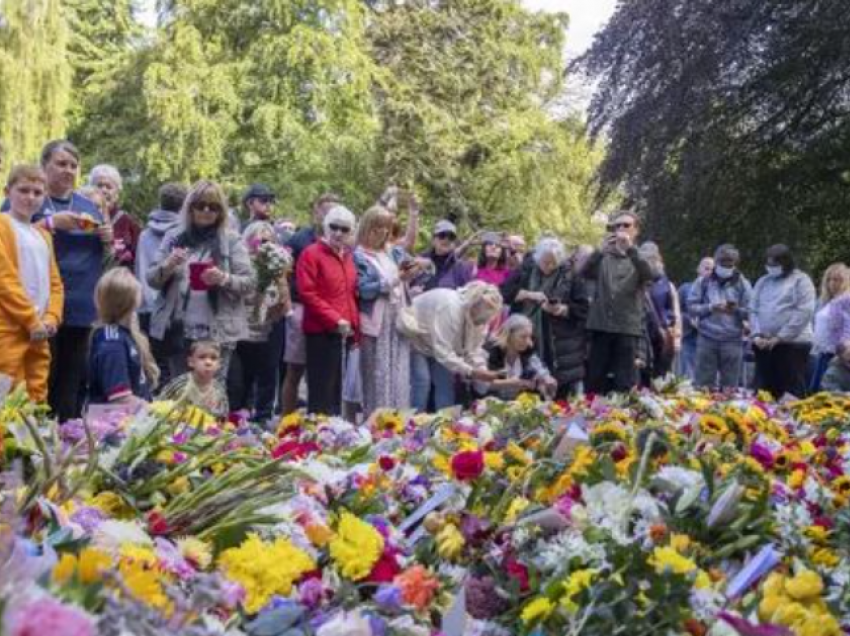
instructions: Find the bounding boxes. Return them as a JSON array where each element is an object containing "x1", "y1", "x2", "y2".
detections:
[
  {"x1": 159, "y1": 341, "x2": 229, "y2": 419},
  {"x1": 0, "y1": 165, "x2": 64, "y2": 402},
  {"x1": 88, "y1": 268, "x2": 159, "y2": 406}
]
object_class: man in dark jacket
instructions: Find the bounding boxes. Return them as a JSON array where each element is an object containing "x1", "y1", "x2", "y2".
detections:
[
  {"x1": 412, "y1": 219, "x2": 474, "y2": 293},
  {"x1": 582, "y1": 211, "x2": 654, "y2": 394}
]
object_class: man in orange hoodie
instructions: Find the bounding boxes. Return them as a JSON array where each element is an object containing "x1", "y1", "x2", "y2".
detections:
[{"x1": 0, "y1": 165, "x2": 64, "y2": 402}]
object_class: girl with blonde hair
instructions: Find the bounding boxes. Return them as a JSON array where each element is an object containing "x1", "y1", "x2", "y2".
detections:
[
  {"x1": 810, "y1": 263, "x2": 850, "y2": 391},
  {"x1": 87, "y1": 268, "x2": 159, "y2": 406}
]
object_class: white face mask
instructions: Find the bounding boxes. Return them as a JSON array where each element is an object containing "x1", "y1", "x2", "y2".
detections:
[
  {"x1": 766, "y1": 265, "x2": 783, "y2": 277},
  {"x1": 715, "y1": 265, "x2": 734, "y2": 279}
]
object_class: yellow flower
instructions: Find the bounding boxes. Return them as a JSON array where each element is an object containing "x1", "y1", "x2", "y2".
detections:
[
  {"x1": 329, "y1": 513, "x2": 384, "y2": 581},
  {"x1": 53, "y1": 553, "x2": 77, "y2": 584},
  {"x1": 177, "y1": 537, "x2": 212, "y2": 570},
  {"x1": 811, "y1": 546, "x2": 840, "y2": 568},
  {"x1": 771, "y1": 601, "x2": 807, "y2": 627},
  {"x1": 784, "y1": 569, "x2": 823, "y2": 601},
  {"x1": 436, "y1": 523, "x2": 465, "y2": 561},
  {"x1": 276, "y1": 412, "x2": 303, "y2": 435},
  {"x1": 805, "y1": 525, "x2": 830, "y2": 544},
  {"x1": 505, "y1": 442, "x2": 531, "y2": 466},
  {"x1": 800, "y1": 613, "x2": 842, "y2": 636},
  {"x1": 504, "y1": 497, "x2": 531, "y2": 523},
  {"x1": 694, "y1": 570, "x2": 712, "y2": 590},
  {"x1": 561, "y1": 569, "x2": 595, "y2": 612},
  {"x1": 88, "y1": 491, "x2": 134, "y2": 519},
  {"x1": 648, "y1": 546, "x2": 697, "y2": 576},
  {"x1": 78, "y1": 548, "x2": 111, "y2": 583},
  {"x1": 433, "y1": 454, "x2": 451, "y2": 476},
  {"x1": 305, "y1": 523, "x2": 334, "y2": 548},
  {"x1": 758, "y1": 593, "x2": 784, "y2": 622},
  {"x1": 118, "y1": 559, "x2": 171, "y2": 612},
  {"x1": 120, "y1": 545, "x2": 158, "y2": 568},
  {"x1": 218, "y1": 534, "x2": 316, "y2": 614},
  {"x1": 699, "y1": 415, "x2": 728, "y2": 438},
  {"x1": 669, "y1": 534, "x2": 692, "y2": 553},
  {"x1": 591, "y1": 422, "x2": 627, "y2": 443},
  {"x1": 569, "y1": 446, "x2": 596, "y2": 478},
  {"x1": 507, "y1": 466, "x2": 527, "y2": 482},
  {"x1": 167, "y1": 476, "x2": 191, "y2": 496},
  {"x1": 484, "y1": 452, "x2": 505, "y2": 471},
  {"x1": 788, "y1": 469, "x2": 806, "y2": 490},
  {"x1": 520, "y1": 597, "x2": 554, "y2": 624}
]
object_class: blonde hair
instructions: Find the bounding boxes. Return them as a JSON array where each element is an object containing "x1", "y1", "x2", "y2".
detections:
[
  {"x1": 242, "y1": 220, "x2": 276, "y2": 247},
  {"x1": 356, "y1": 206, "x2": 395, "y2": 250},
  {"x1": 180, "y1": 180, "x2": 230, "y2": 234},
  {"x1": 7, "y1": 164, "x2": 47, "y2": 188},
  {"x1": 460, "y1": 281, "x2": 503, "y2": 322},
  {"x1": 820, "y1": 263, "x2": 850, "y2": 303},
  {"x1": 494, "y1": 314, "x2": 533, "y2": 350},
  {"x1": 95, "y1": 268, "x2": 160, "y2": 388}
]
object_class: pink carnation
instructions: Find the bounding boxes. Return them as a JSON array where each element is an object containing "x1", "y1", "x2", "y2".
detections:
[{"x1": 7, "y1": 597, "x2": 96, "y2": 636}]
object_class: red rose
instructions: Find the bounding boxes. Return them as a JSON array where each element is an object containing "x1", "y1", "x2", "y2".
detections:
[
  {"x1": 148, "y1": 511, "x2": 170, "y2": 536},
  {"x1": 451, "y1": 450, "x2": 485, "y2": 481},
  {"x1": 505, "y1": 557, "x2": 529, "y2": 592},
  {"x1": 272, "y1": 440, "x2": 320, "y2": 460},
  {"x1": 379, "y1": 456, "x2": 397, "y2": 472},
  {"x1": 367, "y1": 549, "x2": 401, "y2": 583}
]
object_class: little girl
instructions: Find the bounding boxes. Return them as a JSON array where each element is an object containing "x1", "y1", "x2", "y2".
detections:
[
  {"x1": 158, "y1": 340, "x2": 229, "y2": 419},
  {"x1": 88, "y1": 268, "x2": 159, "y2": 406}
]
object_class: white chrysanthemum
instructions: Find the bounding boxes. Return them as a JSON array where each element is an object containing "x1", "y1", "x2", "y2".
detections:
[
  {"x1": 317, "y1": 611, "x2": 373, "y2": 636},
  {"x1": 582, "y1": 482, "x2": 661, "y2": 545},
  {"x1": 654, "y1": 466, "x2": 706, "y2": 494},
  {"x1": 93, "y1": 520, "x2": 153, "y2": 553},
  {"x1": 533, "y1": 529, "x2": 607, "y2": 576}
]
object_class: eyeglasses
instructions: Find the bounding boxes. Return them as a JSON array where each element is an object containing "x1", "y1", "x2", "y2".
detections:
[
  {"x1": 435, "y1": 232, "x2": 457, "y2": 241},
  {"x1": 329, "y1": 224, "x2": 351, "y2": 234},
  {"x1": 194, "y1": 202, "x2": 223, "y2": 214}
]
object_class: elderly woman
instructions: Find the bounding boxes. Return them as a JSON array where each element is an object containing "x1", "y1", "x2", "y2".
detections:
[
  {"x1": 751, "y1": 244, "x2": 816, "y2": 398},
  {"x1": 474, "y1": 314, "x2": 557, "y2": 400},
  {"x1": 296, "y1": 205, "x2": 359, "y2": 416},
  {"x1": 501, "y1": 238, "x2": 589, "y2": 397},
  {"x1": 228, "y1": 221, "x2": 292, "y2": 424},
  {"x1": 407, "y1": 281, "x2": 503, "y2": 412},
  {"x1": 89, "y1": 164, "x2": 141, "y2": 269},
  {"x1": 354, "y1": 206, "x2": 425, "y2": 417},
  {"x1": 147, "y1": 180, "x2": 255, "y2": 380}
]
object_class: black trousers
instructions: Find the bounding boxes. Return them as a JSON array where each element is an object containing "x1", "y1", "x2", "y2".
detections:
[
  {"x1": 49, "y1": 325, "x2": 92, "y2": 422},
  {"x1": 754, "y1": 342, "x2": 811, "y2": 399},
  {"x1": 586, "y1": 331, "x2": 638, "y2": 395},
  {"x1": 228, "y1": 321, "x2": 285, "y2": 422},
  {"x1": 305, "y1": 332, "x2": 345, "y2": 416}
]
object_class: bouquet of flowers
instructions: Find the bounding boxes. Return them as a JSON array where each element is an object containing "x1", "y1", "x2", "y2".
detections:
[{"x1": 250, "y1": 242, "x2": 291, "y2": 322}]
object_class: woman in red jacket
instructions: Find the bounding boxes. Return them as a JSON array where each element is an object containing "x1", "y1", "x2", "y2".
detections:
[{"x1": 296, "y1": 205, "x2": 359, "y2": 416}]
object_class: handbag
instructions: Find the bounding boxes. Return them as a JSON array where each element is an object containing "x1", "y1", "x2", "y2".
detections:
[{"x1": 395, "y1": 284, "x2": 426, "y2": 339}]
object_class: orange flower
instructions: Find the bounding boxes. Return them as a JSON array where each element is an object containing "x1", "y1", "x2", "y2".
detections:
[{"x1": 395, "y1": 565, "x2": 440, "y2": 612}]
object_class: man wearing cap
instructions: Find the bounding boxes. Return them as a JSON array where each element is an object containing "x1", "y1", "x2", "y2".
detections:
[
  {"x1": 241, "y1": 183, "x2": 276, "y2": 229},
  {"x1": 412, "y1": 219, "x2": 474, "y2": 294}
]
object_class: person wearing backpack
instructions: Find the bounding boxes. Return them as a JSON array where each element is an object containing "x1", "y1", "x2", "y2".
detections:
[{"x1": 688, "y1": 244, "x2": 753, "y2": 391}]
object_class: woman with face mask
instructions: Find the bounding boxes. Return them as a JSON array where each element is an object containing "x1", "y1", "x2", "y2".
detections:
[
  {"x1": 687, "y1": 244, "x2": 753, "y2": 390},
  {"x1": 751, "y1": 244, "x2": 816, "y2": 398}
]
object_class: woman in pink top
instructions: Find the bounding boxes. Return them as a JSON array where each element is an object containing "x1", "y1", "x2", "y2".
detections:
[{"x1": 475, "y1": 232, "x2": 512, "y2": 287}]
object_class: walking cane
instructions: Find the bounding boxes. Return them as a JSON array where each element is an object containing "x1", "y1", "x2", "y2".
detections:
[{"x1": 340, "y1": 330, "x2": 350, "y2": 417}]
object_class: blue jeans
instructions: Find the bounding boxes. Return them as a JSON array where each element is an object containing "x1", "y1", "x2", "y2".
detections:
[
  {"x1": 809, "y1": 352, "x2": 834, "y2": 393},
  {"x1": 411, "y1": 351, "x2": 456, "y2": 413},
  {"x1": 694, "y1": 335, "x2": 744, "y2": 390},
  {"x1": 678, "y1": 335, "x2": 697, "y2": 380}
]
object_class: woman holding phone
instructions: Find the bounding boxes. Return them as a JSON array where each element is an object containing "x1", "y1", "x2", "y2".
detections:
[{"x1": 147, "y1": 180, "x2": 255, "y2": 380}]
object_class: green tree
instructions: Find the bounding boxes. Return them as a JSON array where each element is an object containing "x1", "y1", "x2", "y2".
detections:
[
  {"x1": 0, "y1": 0, "x2": 72, "y2": 166},
  {"x1": 576, "y1": 0, "x2": 850, "y2": 278},
  {"x1": 366, "y1": 0, "x2": 606, "y2": 243}
]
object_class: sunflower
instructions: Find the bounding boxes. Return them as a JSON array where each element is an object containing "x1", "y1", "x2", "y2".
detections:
[{"x1": 699, "y1": 415, "x2": 729, "y2": 438}]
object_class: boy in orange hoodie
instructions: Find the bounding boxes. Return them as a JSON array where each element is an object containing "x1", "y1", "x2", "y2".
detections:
[{"x1": 0, "y1": 165, "x2": 64, "y2": 401}]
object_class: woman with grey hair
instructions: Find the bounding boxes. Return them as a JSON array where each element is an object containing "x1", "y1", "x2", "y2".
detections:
[
  {"x1": 147, "y1": 180, "x2": 256, "y2": 380},
  {"x1": 501, "y1": 237, "x2": 589, "y2": 397},
  {"x1": 640, "y1": 242, "x2": 682, "y2": 380},
  {"x1": 296, "y1": 205, "x2": 359, "y2": 415},
  {"x1": 89, "y1": 164, "x2": 141, "y2": 269}
]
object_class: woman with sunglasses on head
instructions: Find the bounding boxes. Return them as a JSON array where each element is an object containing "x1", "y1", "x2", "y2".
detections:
[
  {"x1": 147, "y1": 180, "x2": 256, "y2": 382},
  {"x1": 296, "y1": 205, "x2": 360, "y2": 416}
]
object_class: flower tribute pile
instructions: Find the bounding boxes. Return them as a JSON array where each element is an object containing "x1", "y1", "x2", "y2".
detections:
[{"x1": 2, "y1": 381, "x2": 850, "y2": 636}]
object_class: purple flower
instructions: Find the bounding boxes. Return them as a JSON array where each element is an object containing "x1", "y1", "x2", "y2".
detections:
[
  {"x1": 750, "y1": 443, "x2": 775, "y2": 470},
  {"x1": 299, "y1": 578, "x2": 325, "y2": 609},
  {"x1": 374, "y1": 585, "x2": 403, "y2": 612},
  {"x1": 465, "y1": 576, "x2": 508, "y2": 619},
  {"x1": 70, "y1": 506, "x2": 107, "y2": 534},
  {"x1": 6, "y1": 596, "x2": 96, "y2": 636},
  {"x1": 368, "y1": 614, "x2": 387, "y2": 636},
  {"x1": 460, "y1": 514, "x2": 491, "y2": 546}
]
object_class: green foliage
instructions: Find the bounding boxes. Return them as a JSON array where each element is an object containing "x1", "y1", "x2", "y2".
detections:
[
  {"x1": 577, "y1": 0, "x2": 850, "y2": 279},
  {"x1": 0, "y1": 0, "x2": 72, "y2": 165},
  {"x1": 3, "y1": 0, "x2": 605, "y2": 247}
]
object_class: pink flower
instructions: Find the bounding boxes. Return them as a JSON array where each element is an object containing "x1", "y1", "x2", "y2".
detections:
[
  {"x1": 450, "y1": 450, "x2": 484, "y2": 481},
  {"x1": 7, "y1": 597, "x2": 96, "y2": 636}
]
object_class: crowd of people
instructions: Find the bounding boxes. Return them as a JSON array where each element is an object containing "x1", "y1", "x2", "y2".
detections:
[{"x1": 2, "y1": 138, "x2": 850, "y2": 427}]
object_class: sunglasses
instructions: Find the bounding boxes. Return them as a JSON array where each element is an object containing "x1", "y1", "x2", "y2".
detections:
[
  {"x1": 329, "y1": 223, "x2": 351, "y2": 234},
  {"x1": 254, "y1": 196, "x2": 273, "y2": 204},
  {"x1": 435, "y1": 232, "x2": 457, "y2": 241},
  {"x1": 194, "y1": 202, "x2": 223, "y2": 214},
  {"x1": 608, "y1": 222, "x2": 634, "y2": 231}
]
